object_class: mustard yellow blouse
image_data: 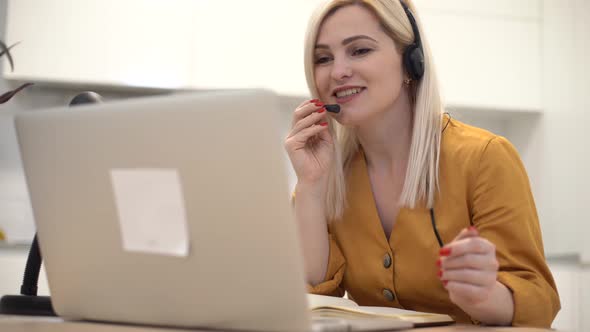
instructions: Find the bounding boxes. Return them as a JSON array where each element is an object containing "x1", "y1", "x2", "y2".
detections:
[{"x1": 307, "y1": 118, "x2": 560, "y2": 327}]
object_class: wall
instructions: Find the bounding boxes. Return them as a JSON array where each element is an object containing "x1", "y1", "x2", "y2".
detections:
[{"x1": 539, "y1": 0, "x2": 585, "y2": 258}]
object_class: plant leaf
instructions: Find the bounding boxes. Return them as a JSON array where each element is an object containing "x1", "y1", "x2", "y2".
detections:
[
  {"x1": 0, "y1": 40, "x2": 21, "y2": 72},
  {"x1": 0, "y1": 82, "x2": 33, "y2": 104}
]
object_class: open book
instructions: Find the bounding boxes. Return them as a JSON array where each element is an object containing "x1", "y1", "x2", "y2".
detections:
[{"x1": 308, "y1": 294, "x2": 454, "y2": 327}]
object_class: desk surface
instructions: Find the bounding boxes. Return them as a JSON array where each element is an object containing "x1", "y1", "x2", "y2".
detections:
[{"x1": 0, "y1": 315, "x2": 557, "y2": 332}]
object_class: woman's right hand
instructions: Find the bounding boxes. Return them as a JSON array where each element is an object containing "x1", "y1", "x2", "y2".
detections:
[{"x1": 284, "y1": 99, "x2": 334, "y2": 187}]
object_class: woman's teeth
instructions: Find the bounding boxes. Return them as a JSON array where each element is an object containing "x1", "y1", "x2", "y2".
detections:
[{"x1": 335, "y1": 88, "x2": 362, "y2": 98}]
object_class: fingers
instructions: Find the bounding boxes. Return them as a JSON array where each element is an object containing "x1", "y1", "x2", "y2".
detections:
[
  {"x1": 441, "y1": 249, "x2": 499, "y2": 271},
  {"x1": 288, "y1": 108, "x2": 327, "y2": 139},
  {"x1": 438, "y1": 233, "x2": 498, "y2": 277},
  {"x1": 440, "y1": 268, "x2": 497, "y2": 287},
  {"x1": 436, "y1": 227, "x2": 500, "y2": 306},
  {"x1": 285, "y1": 99, "x2": 331, "y2": 150},
  {"x1": 291, "y1": 99, "x2": 327, "y2": 128},
  {"x1": 439, "y1": 233, "x2": 495, "y2": 258},
  {"x1": 451, "y1": 225, "x2": 479, "y2": 242},
  {"x1": 284, "y1": 123, "x2": 330, "y2": 150},
  {"x1": 445, "y1": 281, "x2": 492, "y2": 305},
  {"x1": 315, "y1": 121, "x2": 333, "y2": 143}
]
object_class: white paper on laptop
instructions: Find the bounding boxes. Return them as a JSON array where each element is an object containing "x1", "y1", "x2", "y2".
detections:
[{"x1": 110, "y1": 168, "x2": 189, "y2": 257}]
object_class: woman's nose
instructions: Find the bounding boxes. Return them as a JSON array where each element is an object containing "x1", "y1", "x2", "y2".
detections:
[{"x1": 330, "y1": 57, "x2": 353, "y2": 82}]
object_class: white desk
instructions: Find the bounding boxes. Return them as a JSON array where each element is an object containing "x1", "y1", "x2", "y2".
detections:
[{"x1": 0, "y1": 315, "x2": 558, "y2": 332}]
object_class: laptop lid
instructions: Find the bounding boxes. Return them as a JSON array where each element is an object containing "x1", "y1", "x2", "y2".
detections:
[{"x1": 15, "y1": 90, "x2": 311, "y2": 332}]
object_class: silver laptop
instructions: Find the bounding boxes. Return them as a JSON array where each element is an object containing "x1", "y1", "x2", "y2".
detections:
[{"x1": 14, "y1": 90, "x2": 411, "y2": 332}]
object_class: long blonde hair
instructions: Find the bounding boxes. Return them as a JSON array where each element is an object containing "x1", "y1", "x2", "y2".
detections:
[{"x1": 303, "y1": 0, "x2": 444, "y2": 220}]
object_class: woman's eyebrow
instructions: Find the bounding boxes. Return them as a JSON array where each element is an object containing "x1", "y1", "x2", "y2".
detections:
[
  {"x1": 342, "y1": 35, "x2": 377, "y2": 45},
  {"x1": 315, "y1": 35, "x2": 377, "y2": 49}
]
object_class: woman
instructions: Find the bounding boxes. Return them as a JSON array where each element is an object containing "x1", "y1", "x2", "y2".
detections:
[{"x1": 284, "y1": 0, "x2": 560, "y2": 327}]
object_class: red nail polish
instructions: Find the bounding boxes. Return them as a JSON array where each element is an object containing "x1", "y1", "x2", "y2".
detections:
[
  {"x1": 436, "y1": 258, "x2": 441, "y2": 267},
  {"x1": 437, "y1": 270, "x2": 443, "y2": 278},
  {"x1": 310, "y1": 99, "x2": 319, "y2": 103},
  {"x1": 317, "y1": 108, "x2": 326, "y2": 113},
  {"x1": 443, "y1": 280, "x2": 448, "y2": 286},
  {"x1": 320, "y1": 122, "x2": 328, "y2": 127},
  {"x1": 439, "y1": 247, "x2": 451, "y2": 256},
  {"x1": 315, "y1": 102, "x2": 324, "y2": 107}
]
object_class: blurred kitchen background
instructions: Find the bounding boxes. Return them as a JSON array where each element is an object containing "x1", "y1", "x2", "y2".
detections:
[{"x1": 0, "y1": 1, "x2": 588, "y2": 330}]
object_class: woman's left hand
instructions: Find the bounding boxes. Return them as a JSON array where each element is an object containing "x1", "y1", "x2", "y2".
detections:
[{"x1": 437, "y1": 226, "x2": 500, "y2": 307}]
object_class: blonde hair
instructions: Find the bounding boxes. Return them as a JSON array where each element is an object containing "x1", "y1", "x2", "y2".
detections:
[{"x1": 303, "y1": 0, "x2": 444, "y2": 219}]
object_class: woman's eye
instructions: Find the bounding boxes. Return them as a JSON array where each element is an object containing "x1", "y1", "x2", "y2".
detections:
[
  {"x1": 314, "y1": 56, "x2": 332, "y2": 65},
  {"x1": 352, "y1": 48, "x2": 372, "y2": 56}
]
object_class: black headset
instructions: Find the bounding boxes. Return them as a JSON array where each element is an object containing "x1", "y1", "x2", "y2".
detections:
[
  {"x1": 399, "y1": 2, "x2": 445, "y2": 247},
  {"x1": 399, "y1": 1, "x2": 425, "y2": 81}
]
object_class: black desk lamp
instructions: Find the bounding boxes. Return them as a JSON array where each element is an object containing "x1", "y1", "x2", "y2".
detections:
[{"x1": 0, "y1": 91, "x2": 103, "y2": 316}]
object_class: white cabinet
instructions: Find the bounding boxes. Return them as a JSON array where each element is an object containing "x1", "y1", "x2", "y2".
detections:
[
  {"x1": 419, "y1": 12, "x2": 541, "y2": 111},
  {"x1": 187, "y1": 1, "x2": 317, "y2": 96},
  {"x1": 4, "y1": 0, "x2": 543, "y2": 110},
  {"x1": 413, "y1": 0, "x2": 541, "y2": 19},
  {"x1": 414, "y1": 0, "x2": 542, "y2": 111},
  {"x1": 3, "y1": 0, "x2": 317, "y2": 95},
  {"x1": 4, "y1": 0, "x2": 194, "y2": 89}
]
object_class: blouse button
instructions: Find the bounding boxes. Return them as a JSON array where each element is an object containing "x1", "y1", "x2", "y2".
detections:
[
  {"x1": 383, "y1": 289, "x2": 395, "y2": 302},
  {"x1": 383, "y1": 253, "x2": 392, "y2": 268}
]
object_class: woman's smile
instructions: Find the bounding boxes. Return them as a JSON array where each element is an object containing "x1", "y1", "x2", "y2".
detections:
[{"x1": 333, "y1": 86, "x2": 366, "y2": 104}]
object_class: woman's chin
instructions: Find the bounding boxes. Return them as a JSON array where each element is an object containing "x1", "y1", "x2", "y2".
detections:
[{"x1": 334, "y1": 115, "x2": 362, "y2": 128}]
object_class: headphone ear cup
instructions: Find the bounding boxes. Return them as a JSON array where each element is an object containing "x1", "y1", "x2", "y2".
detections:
[{"x1": 403, "y1": 44, "x2": 425, "y2": 80}]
